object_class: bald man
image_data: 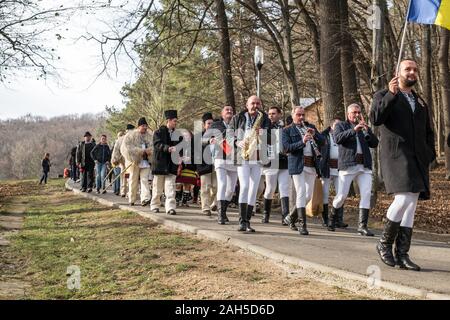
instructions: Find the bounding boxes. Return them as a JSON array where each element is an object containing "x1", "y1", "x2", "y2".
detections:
[
  {"x1": 230, "y1": 95, "x2": 271, "y2": 232},
  {"x1": 329, "y1": 104, "x2": 379, "y2": 236}
]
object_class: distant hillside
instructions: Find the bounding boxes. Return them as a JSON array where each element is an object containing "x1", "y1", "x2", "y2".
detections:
[{"x1": 0, "y1": 114, "x2": 108, "y2": 180}]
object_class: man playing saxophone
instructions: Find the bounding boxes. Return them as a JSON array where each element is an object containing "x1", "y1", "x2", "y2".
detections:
[{"x1": 230, "y1": 95, "x2": 271, "y2": 232}]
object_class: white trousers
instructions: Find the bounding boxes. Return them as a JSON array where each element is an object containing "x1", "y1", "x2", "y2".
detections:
[
  {"x1": 200, "y1": 172, "x2": 217, "y2": 212},
  {"x1": 128, "y1": 164, "x2": 151, "y2": 204},
  {"x1": 216, "y1": 167, "x2": 238, "y2": 202},
  {"x1": 237, "y1": 163, "x2": 262, "y2": 206},
  {"x1": 292, "y1": 170, "x2": 316, "y2": 208},
  {"x1": 119, "y1": 163, "x2": 128, "y2": 197},
  {"x1": 332, "y1": 171, "x2": 372, "y2": 209},
  {"x1": 150, "y1": 174, "x2": 177, "y2": 212},
  {"x1": 264, "y1": 169, "x2": 290, "y2": 199},
  {"x1": 321, "y1": 175, "x2": 339, "y2": 205},
  {"x1": 386, "y1": 192, "x2": 419, "y2": 228}
]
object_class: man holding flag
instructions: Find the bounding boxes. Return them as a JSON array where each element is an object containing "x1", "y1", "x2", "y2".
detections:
[{"x1": 371, "y1": 58, "x2": 436, "y2": 271}]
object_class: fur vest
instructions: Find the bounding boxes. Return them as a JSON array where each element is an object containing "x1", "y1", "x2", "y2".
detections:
[
  {"x1": 111, "y1": 136, "x2": 125, "y2": 166},
  {"x1": 120, "y1": 129, "x2": 154, "y2": 165}
]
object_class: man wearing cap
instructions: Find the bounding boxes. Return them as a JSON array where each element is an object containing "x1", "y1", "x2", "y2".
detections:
[
  {"x1": 150, "y1": 110, "x2": 180, "y2": 215},
  {"x1": 121, "y1": 118, "x2": 153, "y2": 206},
  {"x1": 195, "y1": 112, "x2": 217, "y2": 216},
  {"x1": 112, "y1": 124, "x2": 135, "y2": 197},
  {"x1": 76, "y1": 131, "x2": 96, "y2": 192}
]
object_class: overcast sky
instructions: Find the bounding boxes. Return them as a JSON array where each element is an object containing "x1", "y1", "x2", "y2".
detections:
[{"x1": 0, "y1": 2, "x2": 137, "y2": 120}]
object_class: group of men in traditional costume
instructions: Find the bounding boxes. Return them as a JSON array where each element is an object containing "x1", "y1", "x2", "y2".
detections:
[{"x1": 75, "y1": 58, "x2": 434, "y2": 272}]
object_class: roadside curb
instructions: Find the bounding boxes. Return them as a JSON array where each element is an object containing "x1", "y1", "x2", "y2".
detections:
[{"x1": 65, "y1": 180, "x2": 450, "y2": 300}]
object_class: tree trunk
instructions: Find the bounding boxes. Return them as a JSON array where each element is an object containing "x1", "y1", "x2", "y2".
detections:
[
  {"x1": 214, "y1": 0, "x2": 236, "y2": 111},
  {"x1": 421, "y1": 25, "x2": 439, "y2": 169},
  {"x1": 340, "y1": 0, "x2": 361, "y2": 109},
  {"x1": 370, "y1": 0, "x2": 385, "y2": 207},
  {"x1": 438, "y1": 27, "x2": 450, "y2": 179},
  {"x1": 281, "y1": 0, "x2": 300, "y2": 106},
  {"x1": 319, "y1": 0, "x2": 344, "y2": 125}
]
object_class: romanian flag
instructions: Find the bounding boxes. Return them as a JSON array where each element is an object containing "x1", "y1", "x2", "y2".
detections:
[{"x1": 407, "y1": 0, "x2": 450, "y2": 30}]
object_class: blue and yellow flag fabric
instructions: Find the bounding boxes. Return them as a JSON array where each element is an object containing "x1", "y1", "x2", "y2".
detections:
[{"x1": 407, "y1": 0, "x2": 450, "y2": 30}]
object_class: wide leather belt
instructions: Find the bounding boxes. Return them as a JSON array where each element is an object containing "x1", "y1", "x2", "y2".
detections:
[
  {"x1": 304, "y1": 156, "x2": 315, "y2": 167},
  {"x1": 356, "y1": 153, "x2": 364, "y2": 164},
  {"x1": 328, "y1": 158, "x2": 338, "y2": 169}
]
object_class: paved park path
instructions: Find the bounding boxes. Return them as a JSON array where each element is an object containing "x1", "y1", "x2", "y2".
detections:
[{"x1": 66, "y1": 180, "x2": 450, "y2": 299}]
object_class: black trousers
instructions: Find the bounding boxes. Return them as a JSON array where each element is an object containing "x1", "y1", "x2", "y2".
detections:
[{"x1": 81, "y1": 165, "x2": 94, "y2": 190}]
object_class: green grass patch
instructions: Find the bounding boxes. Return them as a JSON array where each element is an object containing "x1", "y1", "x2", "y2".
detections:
[{"x1": 3, "y1": 179, "x2": 198, "y2": 299}]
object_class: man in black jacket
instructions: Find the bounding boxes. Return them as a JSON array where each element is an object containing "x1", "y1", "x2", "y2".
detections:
[
  {"x1": 319, "y1": 118, "x2": 343, "y2": 228},
  {"x1": 90, "y1": 134, "x2": 111, "y2": 194},
  {"x1": 208, "y1": 106, "x2": 236, "y2": 225},
  {"x1": 329, "y1": 104, "x2": 379, "y2": 236},
  {"x1": 371, "y1": 59, "x2": 435, "y2": 271},
  {"x1": 76, "y1": 131, "x2": 96, "y2": 192},
  {"x1": 150, "y1": 110, "x2": 180, "y2": 215},
  {"x1": 282, "y1": 106, "x2": 324, "y2": 236},
  {"x1": 196, "y1": 112, "x2": 217, "y2": 216},
  {"x1": 261, "y1": 106, "x2": 290, "y2": 224}
]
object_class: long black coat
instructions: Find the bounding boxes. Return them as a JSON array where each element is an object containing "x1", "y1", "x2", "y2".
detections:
[
  {"x1": 319, "y1": 127, "x2": 333, "y2": 179},
  {"x1": 152, "y1": 125, "x2": 181, "y2": 176},
  {"x1": 370, "y1": 89, "x2": 435, "y2": 197},
  {"x1": 194, "y1": 130, "x2": 213, "y2": 176}
]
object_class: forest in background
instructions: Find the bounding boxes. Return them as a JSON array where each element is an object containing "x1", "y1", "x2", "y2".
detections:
[
  {"x1": 0, "y1": 114, "x2": 106, "y2": 180},
  {"x1": 1, "y1": 0, "x2": 450, "y2": 182}
]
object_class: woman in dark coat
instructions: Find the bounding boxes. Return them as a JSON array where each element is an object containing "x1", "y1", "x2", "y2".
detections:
[{"x1": 39, "y1": 153, "x2": 51, "y2": 184}]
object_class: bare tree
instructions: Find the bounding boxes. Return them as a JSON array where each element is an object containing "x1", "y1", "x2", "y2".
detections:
[
  {"x1": 319, "y1": 0, "x2": 345, "y2": 125},
  {"x1": 438, "y1": 27, "x2": 450, "y2": 179}
]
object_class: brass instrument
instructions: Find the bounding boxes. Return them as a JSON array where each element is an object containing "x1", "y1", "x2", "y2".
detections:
[
  {"x1": 298, "y1": 123, "x2": 322, "y2": 159},
  {"x1": 241, "y1": 110, "x2": 264, "y2": 161}
]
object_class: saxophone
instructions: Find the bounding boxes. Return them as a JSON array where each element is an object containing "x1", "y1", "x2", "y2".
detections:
[{"x1": 241, "y1": 110, "x2": 264, "y2": 161}]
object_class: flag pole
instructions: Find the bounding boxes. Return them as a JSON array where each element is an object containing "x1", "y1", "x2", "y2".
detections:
[{"x1": 396, "y1": 0, "x2": 413, "y2": 75}]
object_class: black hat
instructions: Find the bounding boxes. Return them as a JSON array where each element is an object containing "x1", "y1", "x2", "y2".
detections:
[
  {"x1": 164, "y1": 109, "x2": 177, "y2": 120},
  {"x1": 202, "y1": 112, "x2": 213, "y2": 123},
  {"x1": 126, "y1": 124, "x2": 135, "y2": 130},
  {"x1": 84, "y1": 131, "x2": 92, "y2": 137},
  {"x1": 137, "y1": 117, "x2": 148, "y2": 127},
  {"x1": 286, "y1": 115, "x2": 293, "y2": 126}
]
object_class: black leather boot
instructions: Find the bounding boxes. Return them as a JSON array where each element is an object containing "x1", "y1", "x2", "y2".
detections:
[
  {"x1": 224, "y1": 200, "x2": 230, "y2": 222},
  {"x1": 182, "y1": 191, "x2": 190, "y2": 206},
  {"x1": 395, "y1": 227, "x2": 421, "y2": 271},
  {"x1": 175, "y1": 190, "x2": 182, "y2": 206},
  {"x1": 298, "y1": 208, "x2": 309, "y2": 235},
  {"x1": 284, "y1": 208, "x2": 298, "y2": 231},
  {"x1": 237, "y1": 203, "x2": 248, "y2": 231},
  {"x1": 217, "y1": 200, "x2": 228, "y2": 225},
  {"x1": 376, "y1": 219, "x2": 401, "y2": 267},
  {"x1": 336, "y1": 206, "x2": 348, "y2": 228},
  {"x1": 321, "y1": 204, "x2": 329, "y2": 227},
  {"x1": 281, "y1": 197, "x2": 289, "y2": 226},
  {"x1": 261, "y1": 198, "x2": 272, "y2": 223},
  {"x1": 246, "y1": 205, "x2": 255, "y2": 232},
  {"x1": 327, "y1": 207, "x2": 339, "y2": 231},
  {"x1": 357, "y1": 208, "x2": 374, "y2": 236}
]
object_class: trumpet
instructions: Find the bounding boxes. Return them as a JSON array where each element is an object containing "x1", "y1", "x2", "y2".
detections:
[{"x1": 298, "y1": 123, "x2": 322, "y2": 159}]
